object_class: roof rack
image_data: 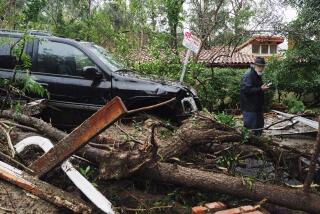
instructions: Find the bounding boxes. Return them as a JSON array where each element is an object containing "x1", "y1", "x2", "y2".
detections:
[
  {"x1": 0, "y1": 29, "x2": 22, "y2": 34},
  {"x1": 28, "y1": 30, "x2": 52, "y2": 36},
  {"x1": 0, "y1": 29, "x2": 52, "y2": 36}
]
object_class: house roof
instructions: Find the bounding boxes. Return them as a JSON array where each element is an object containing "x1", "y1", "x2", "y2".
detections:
[
  {"x1": 236, "y1": 35, "x2": 285, "y2": 51},
  {"x1": 127, "y1": 35, "x2": 285, "y2": 68},
  {"x1": 197, "y1": 47, "x2": 255, "y2": 67},
  {"x1": 128, "y1": 47, "x2": 255, "y2": 68}
]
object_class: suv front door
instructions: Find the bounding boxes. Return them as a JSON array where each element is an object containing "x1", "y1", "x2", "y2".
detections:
[{"x1": 32, "y1": 39, "x2": 111, "y2": 128}]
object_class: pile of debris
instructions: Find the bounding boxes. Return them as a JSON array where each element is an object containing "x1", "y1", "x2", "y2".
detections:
[{"x1": 0, "y1": 97, "x2": 319, "y2": 213}]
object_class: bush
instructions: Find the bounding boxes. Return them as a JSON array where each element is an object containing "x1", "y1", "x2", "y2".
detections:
[
  {"x1": 214, "y1": 112, "x2": 236, "y2": 127},
  {"x1": 265, "y1": 54, "x2": 320, "y2": 104},
  {"x1": 133, "y1": 59, "x2": 182, "y2": 80},
  {"x1": 282, "y1": 96, "x2": 305, "y2": 113},
  {"x1": 194, "y1": 68, "x2": 245, "y2": 111}
]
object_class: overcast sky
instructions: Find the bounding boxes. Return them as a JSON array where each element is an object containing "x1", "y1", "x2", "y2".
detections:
[
  {"x1": 279, "y1": 5, "x2": 297, "y2": 50},
  {"x1": 183, "y1": 0, "x2": 298, "y2": 29},
  {"x1": 283, "y1": 5, "x2": 297, "y2": 22}
]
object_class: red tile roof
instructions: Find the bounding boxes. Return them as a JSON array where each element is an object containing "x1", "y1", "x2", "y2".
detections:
[
  {"x1": 127, "y1": 35, "x2": 284, "y2": 68},
  {"x1": 197, "y1": 47, "x2": 255, "y2": 67},
  {"x1": 129, "y1": 47, "x2": 255, "y2": 68}
]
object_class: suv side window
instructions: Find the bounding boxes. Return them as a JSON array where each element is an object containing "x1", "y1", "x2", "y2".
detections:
[
  {"x1": 37, "y1": 41, "x2": 95, "y2": 76},
  {"x1": 0, "y1": 36, "x2": 19, "y2": 69}
]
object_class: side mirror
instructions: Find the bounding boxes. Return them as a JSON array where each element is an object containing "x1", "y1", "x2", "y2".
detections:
[{"x1": 82, "y1": 66, "x2": 102, "y2": 80}]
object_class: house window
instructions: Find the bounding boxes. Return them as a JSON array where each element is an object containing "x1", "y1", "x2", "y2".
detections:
[
  {"x1": 270, "y1": 45, "x2": 277, "y2": 54},
  {"x1": 252, "y1": 44, "x2": 260, "y2": 54},
  {"x1": 261, "y1": 45, "x2": 269, "y2": 54}
]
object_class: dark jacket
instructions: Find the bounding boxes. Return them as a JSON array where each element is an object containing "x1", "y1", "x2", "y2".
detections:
[{"x1": 240, "y1": 67, "x2": 264, "y2": 112}]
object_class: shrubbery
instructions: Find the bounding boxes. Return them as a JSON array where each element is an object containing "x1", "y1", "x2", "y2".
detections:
[
  {"x1": 282, "y1": 96, "x2": 305, "y2": 113},
  {"x1": 194, "y1": 67, "x2": 246, "y2": 111},
  {"x1": 265, "y1": 54, "x2": 320, "y2": 105}
]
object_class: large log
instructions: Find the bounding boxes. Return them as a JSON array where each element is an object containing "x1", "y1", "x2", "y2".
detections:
[
  {"x1": 0, "y1": 111, "x2": 241, "y2": 179},
  {"x1": 141, "y1": 162, "x2": 320, "y2": 214},
  {"x1": 1, "y1": 110, "x2": 319, "y2": 213},
  {"x1": 0, "y1": 110, "x2": 66, "y2": 140}
]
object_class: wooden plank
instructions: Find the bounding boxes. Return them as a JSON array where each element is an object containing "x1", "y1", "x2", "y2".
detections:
[
  {"x1": 30, "y1": 96, "x2": 127, "y2": 177},
  {"x1": 0, "y1": 163, "x2": 91, "y2": 213}
]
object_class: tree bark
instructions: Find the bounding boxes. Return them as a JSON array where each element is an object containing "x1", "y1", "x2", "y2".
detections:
[
  {"x1": 141, "y1": 162, "x2": 320, "y2": 214},
  {"x1": 0, "y1": 110, "x2": 66, "y2": 141}
]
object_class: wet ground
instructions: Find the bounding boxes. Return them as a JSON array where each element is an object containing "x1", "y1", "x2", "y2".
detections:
[
  {"x1": 235, "y1": 112, "x2": 318, "y2": 155},
  {"x1": 234, "y1": 112, "x2": 319, "y2": 187}
]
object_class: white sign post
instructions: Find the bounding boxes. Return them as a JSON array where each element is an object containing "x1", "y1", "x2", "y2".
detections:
[{"x1": 180, "y1": 32, "x2": 201, "y2": 83}]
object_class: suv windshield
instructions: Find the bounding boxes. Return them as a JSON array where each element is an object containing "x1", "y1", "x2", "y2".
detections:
[{"x1": 83, "y1": 43, "x2": 125, "y2": 72}]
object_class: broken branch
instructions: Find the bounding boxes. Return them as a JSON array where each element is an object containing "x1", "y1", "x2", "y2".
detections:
[
  {"x1": 0, "y1": 120, "x2": 37, "y2": 132},
  {"x1": 0, "y1": 123, "x2": 15, "y2": 157},
  {"x1": 115, "y1": 123, "x2": 144, "y2": 145},
  {"x1": 127, "y1": 97, "x2": 176, "y2": 115},
  {"x1": 0, "y1": 151, "x2": 34, "y2": 174}
]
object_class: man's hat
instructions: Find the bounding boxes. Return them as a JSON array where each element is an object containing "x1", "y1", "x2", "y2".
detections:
[{"x1": 253, "y1": 57, "x2": 266, "y2": 66}]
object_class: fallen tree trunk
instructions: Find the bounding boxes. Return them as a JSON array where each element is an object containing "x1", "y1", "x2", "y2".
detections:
[
  {"x1": 2, "y1": 110, "x2": 319, "y2": 213},
  {"x1": 0, "y1": 110, "x2": 241, "y2": 179},
  {"x1": 0, "y1": 110, "x2": 66, "y2": 140},
  {"x1": 141, "y1": 162, "x2": 320, "y2": 214}
]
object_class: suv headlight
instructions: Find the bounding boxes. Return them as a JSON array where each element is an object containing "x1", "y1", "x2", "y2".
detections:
[{"x1": 181, "y1": 97, "x2": 198, "y2": 113}]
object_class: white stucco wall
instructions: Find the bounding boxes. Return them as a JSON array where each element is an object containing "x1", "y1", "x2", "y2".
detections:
[{"x1": 239, "y1": 43, "x2": 280, "y2": 57}]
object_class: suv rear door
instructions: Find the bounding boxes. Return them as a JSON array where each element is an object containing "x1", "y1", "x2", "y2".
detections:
[
  {"x1": 0, "y1": 34, "x2": 34, "y2": 101},
  {"x1": 0, "y1": 34, "x2": 33, "y2": 76}
]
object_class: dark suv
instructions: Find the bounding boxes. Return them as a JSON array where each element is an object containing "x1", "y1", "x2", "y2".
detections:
[{"x1": 0, "y1": 30, "x2": 201, "y2": 127}]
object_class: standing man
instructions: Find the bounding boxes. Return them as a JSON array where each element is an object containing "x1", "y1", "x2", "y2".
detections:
[{"x1": 240, "y1": 57, "x2": 269, "y2": 135}]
